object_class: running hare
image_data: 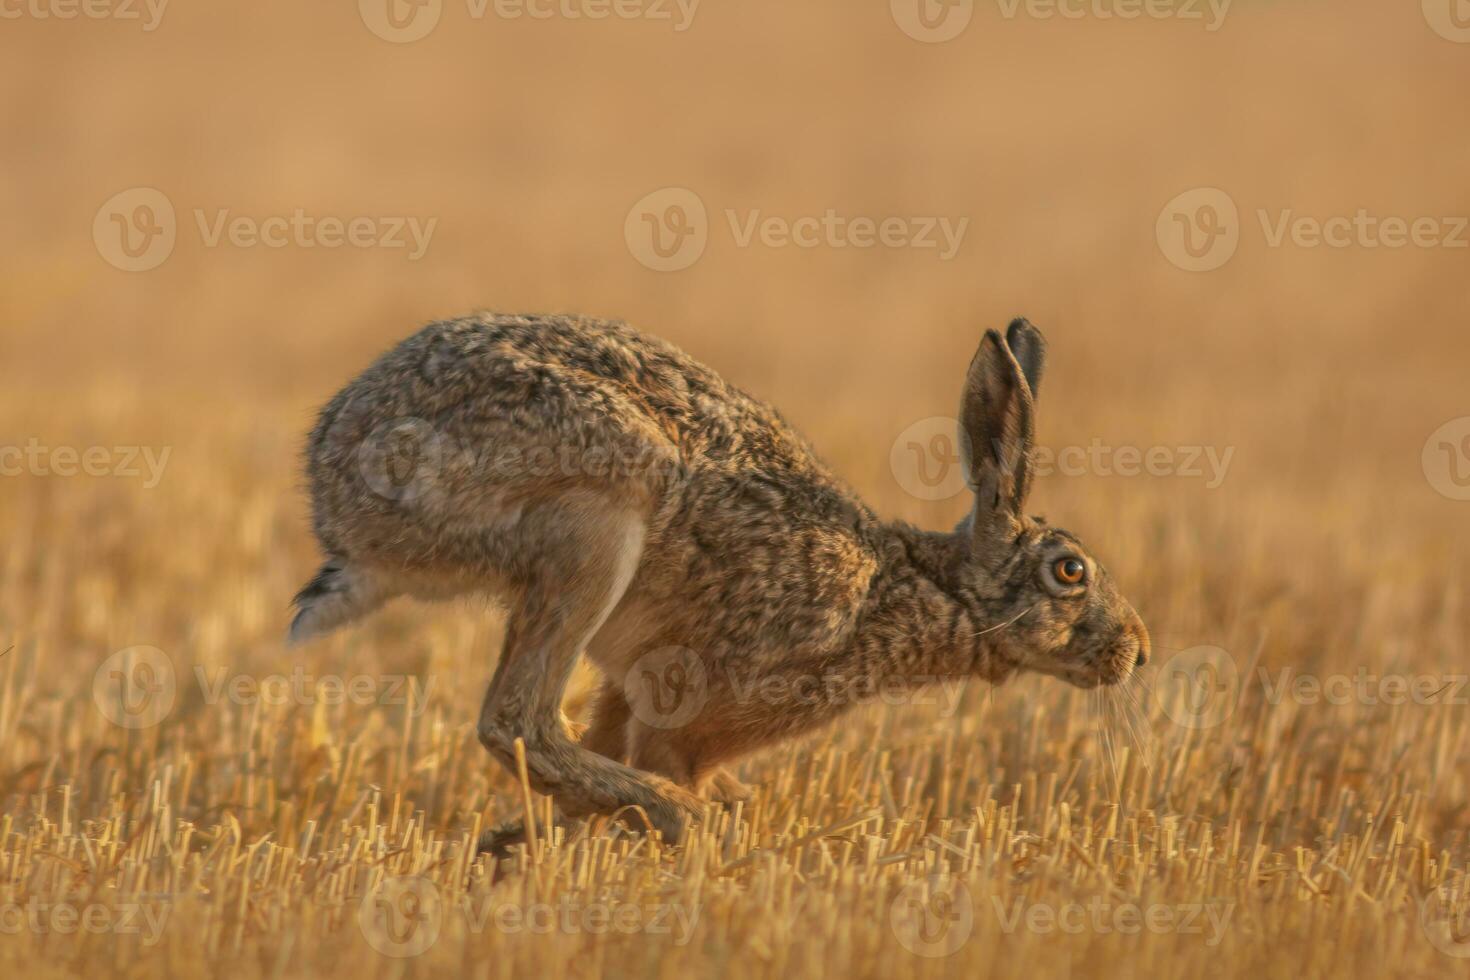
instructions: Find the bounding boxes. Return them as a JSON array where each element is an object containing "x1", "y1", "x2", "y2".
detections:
[{"x1": 290, "y1": 313, "x2": 1149, "y2": 848}]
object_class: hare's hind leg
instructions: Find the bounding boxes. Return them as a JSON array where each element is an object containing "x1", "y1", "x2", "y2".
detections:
[
  {"x1": 475, "y1": 498, "x2": 703, "y2": 845},
  {"x1": 478, "y1": 678, "x2": 632, "y2": 858},
  {"x1": 287, "y1": 558, "x2": 391, "y2": 646}
]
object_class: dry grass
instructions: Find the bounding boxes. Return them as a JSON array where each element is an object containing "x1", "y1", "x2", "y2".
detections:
[{"x1": 3, "y1": 1, "x2": 1470, "y2": 977}]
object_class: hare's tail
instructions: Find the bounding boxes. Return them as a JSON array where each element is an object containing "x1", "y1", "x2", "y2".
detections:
[{"x1": 287, "y1": 558, "x2": 386, "y2": 646}]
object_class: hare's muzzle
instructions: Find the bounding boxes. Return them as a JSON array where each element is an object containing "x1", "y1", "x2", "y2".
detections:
[{"x1": 1120, "y1": 614, "x2": 1151, "y2": 671}]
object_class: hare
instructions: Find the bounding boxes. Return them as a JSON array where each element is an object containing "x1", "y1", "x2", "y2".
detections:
[{"x1": 289, "y1": 313, "x2": 1149, "y2": 850}]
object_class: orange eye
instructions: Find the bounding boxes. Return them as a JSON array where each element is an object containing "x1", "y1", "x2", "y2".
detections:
[{"x1": 1053, "y1": 557, "x2": 1086, "y2": 586}]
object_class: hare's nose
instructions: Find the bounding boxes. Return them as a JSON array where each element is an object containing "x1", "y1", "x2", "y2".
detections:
[{"x1": 1131, "y1": 621, "x2": 1151, "y2": 669}]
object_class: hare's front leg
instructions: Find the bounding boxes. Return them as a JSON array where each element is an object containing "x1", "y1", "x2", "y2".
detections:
[
  {"x1": 589, "y1": 679, "x2": 751, "y2": 802},
  {"x1": 474, "y1": 501, "x2": 703, "y2": 845},
  {"x1": 579, "y1": 678, "x2": 632, "y2": 761}
]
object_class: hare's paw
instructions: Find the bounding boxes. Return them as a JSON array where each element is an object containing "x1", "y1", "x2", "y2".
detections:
[
  {"x1": 618, "y1": 780, "x2": 706, "y2": 846},
  {"x1": 475, "y1": 820, "x2": 529, "y2": 860},
  {"x1": 703, "y1": 767, "x2": 753, "y2": 805}
]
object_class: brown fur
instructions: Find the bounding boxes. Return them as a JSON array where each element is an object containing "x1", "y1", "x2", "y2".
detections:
[{"x1": 290, "y1": 312, "x2": 1149, "y2": 848}]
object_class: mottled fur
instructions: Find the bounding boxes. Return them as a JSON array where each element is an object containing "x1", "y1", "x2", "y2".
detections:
[{"x1": 290, "y1": 312, "x2": 1149, "y2": 849}]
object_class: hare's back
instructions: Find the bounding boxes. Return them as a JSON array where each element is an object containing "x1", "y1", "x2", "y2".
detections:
[
  {"x1": 308, "y1": 314, "x2": 827, "y2": 508},
  {"x1": 339, "y1": 314, "x2": 816, "y2": 465}
]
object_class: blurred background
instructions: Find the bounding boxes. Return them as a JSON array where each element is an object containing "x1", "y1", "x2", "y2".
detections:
[{"x1": 3, "y1": 0, "x2": 1465, "y2": 649}]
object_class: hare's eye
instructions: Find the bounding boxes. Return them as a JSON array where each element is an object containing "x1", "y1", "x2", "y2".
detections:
[{"x1": 1053, "y1": 557, "x2": 1086, "y2": 586}]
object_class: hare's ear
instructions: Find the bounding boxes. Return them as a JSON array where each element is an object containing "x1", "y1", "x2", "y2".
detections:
[
  {"x1": 960, "y1": 329, "x2": 1036, "y2": 527},
  {"x1": 1005, "y1": 317, "x2": 1047, "y2": 400}
]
